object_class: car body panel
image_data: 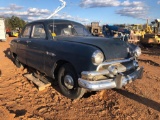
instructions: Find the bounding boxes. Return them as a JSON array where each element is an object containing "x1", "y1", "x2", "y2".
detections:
[
  {"x1": 56, "y1": 36, "x2": 130, "y2": 60},
  {"x1": 26, "y1": 38, "x2": 46, "y2": 72},
  {"x1": 17, "y1": 38, "x2": 28, "y2": 64}
]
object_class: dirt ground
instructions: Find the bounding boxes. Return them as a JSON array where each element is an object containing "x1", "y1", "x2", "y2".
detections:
[{"x1": 0, "y1": 37, "x2": 160, "y2": 120}]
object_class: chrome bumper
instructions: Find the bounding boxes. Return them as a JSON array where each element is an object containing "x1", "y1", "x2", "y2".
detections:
[{"x1": 78, "y1": 67, "x2": 143, "y2": 91}]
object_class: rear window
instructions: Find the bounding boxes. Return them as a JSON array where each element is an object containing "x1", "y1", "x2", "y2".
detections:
[
  {"x1": 31, "y1": 24, "x2": 46, "y2": 38},
  {"x1": 21, "y1": 26, "x2": 31, "y2": 38}
]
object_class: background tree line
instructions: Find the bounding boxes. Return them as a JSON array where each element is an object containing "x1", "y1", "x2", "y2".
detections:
[{"x1": 5, "y1": 16, "x2": 26, "y2": 31}]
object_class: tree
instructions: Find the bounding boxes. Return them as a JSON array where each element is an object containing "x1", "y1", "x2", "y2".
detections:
[
  {"x1": 5, "y1": 17, "x2": 12, "y2": 30},
  {"x1": 5, "y1": 16, "x2": 26, "y2": 30}
]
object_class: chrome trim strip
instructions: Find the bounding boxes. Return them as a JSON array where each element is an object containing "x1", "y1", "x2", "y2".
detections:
[
  {"x1": 46, "y1": 51, "x2": 56, "y2": 56},
  {"x1": 78, "y1": 79, "x2": 116, "y2": 91},
  {"x1": 81, "y1": 69, "x2": 109, "y2": 78},
  {"x1": 96, "y1": 57, "x2": 135, "y2": 71}
]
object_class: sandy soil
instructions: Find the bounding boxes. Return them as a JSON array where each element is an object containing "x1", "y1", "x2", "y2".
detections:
[{"x1": 0, "y1": 37, "x2": 160, "y2": 120}]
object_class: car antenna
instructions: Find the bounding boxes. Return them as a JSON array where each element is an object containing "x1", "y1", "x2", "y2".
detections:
[{"x1": 47, "y1": 0, "x2": 66, "y2": 19}]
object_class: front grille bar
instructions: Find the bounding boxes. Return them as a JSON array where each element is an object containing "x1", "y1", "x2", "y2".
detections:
[{"x1": 96, "y1": 57, "x2": 135, "y2": 71}]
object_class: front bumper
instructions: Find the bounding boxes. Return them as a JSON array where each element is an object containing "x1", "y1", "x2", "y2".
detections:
[{"x1": 78, "y1": 67, "x2": 143, "y2": 91}]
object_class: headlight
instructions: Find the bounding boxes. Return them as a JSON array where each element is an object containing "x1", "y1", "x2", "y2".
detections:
[
  {"x1": 134, "y1": 46, "x2": 141, "y2": 57},
  {"x1": 92, "y1": 50, "x2": 104, "y2": 65}
]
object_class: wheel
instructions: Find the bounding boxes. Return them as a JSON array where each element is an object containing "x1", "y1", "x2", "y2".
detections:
[
  {"x1": 58, "y1": 63, "x2": 86, "y2": 99},
  {"x1": 14, "y1": 56, "x2": 23, "y2": 68}
]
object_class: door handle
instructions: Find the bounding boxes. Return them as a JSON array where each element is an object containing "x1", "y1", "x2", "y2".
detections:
[
  {"x1": 26, "y1": 41, "x2": 31, "y2": 43},
  {"x1": 16, "y1": 40, "x2": 20, "y2": 42}
]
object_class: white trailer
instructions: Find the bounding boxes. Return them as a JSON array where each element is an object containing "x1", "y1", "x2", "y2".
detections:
[{"x1": 0, "y1": 18, "x2": 6, "y2": 42}]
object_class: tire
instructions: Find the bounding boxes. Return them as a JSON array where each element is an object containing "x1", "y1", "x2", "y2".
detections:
[
  {"x1": 58, "y1": 63, "x2": 86, "y2": 99},
  {"x1": 14, "y1": 56, "x2": 23, "y2": 68}
]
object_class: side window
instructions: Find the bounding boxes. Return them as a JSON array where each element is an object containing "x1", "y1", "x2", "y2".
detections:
[
  {"x1": 32, "y1": 24, "x2": 46, "y2": 38},
  {"x1": 48, "y1": 23, "x2": 76, "y2": 36},
  {"x1": 21, "y1": 26, "x2": 31, "y2": 38}
]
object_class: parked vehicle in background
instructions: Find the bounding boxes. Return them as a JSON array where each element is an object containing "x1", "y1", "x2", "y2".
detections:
[
  {"x1": 86, "y1": 22, "x2": 103, "y2": 37},
  {"x1": 0, "y1": 18, "x2": 6, "y2": 42},
  {"x1": 102, "y1": 24, "x2": 130, "y2": 42},
  {"x1": 10, "y1": 30, "x2": 19, "y2": 37},
  {"x1": 90, "y1": 22, "x2": 102, "y2": 36},
  {"x1": 140, "y1": 19, "x2": 160, "y2": 46},
  {"x1": 6, "y1": 29, "x2": 19, "y2": 37},
  {"x1": 10, "y1": 19, "x2": 143, "y2": 99}
]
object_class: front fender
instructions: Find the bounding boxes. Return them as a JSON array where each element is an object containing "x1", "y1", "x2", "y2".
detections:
[
  {"x1": 44, "y1": 40, "x2": 100, "y2": 78},
  {"x1": 56, "y1": 41, "x2": 99, "y2": 76}
]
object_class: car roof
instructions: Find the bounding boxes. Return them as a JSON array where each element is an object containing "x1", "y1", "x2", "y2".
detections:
[{"x1": 28, "y1": 19, "x2": 82, "y2": 25}]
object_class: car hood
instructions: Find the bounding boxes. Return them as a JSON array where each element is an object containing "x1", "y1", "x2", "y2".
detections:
[{"x1": 57, "y1": 36, "x2": 129, "y2": 60}]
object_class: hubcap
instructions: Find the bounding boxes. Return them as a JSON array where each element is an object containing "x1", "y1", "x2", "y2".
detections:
[{"x1": 64, "y1": 75, "x2": 74, "y2": 89}]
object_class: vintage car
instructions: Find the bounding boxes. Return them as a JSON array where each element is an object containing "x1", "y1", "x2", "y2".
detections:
[{"x1": 10, "y1": 19, "x2": 143, "y2": 99}]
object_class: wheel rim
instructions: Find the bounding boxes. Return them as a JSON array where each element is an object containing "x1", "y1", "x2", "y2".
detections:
[{"x1": 64, "y1": 75, "x2": 74, "y2": 89}]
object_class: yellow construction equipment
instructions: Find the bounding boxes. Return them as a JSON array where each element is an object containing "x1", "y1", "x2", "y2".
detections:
[
  {"x1": 140, "y1": 19, "x2": 160, "y2": 45},
  {"x1": 144, "y1": 19, "x2": 153, "y2": 33}
]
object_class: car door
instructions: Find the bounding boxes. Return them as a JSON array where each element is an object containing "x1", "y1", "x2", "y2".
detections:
[
  {"x1": 16, "y1": 25, "x2": 32, "y2": 64},
  {"x1": 26, "y1": 23, "x2": 46, "y2": 72}
]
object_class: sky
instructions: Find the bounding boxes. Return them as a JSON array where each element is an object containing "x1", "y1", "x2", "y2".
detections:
[{"x1": 0, "y1": 0, "x2": 159, "y2": 25}]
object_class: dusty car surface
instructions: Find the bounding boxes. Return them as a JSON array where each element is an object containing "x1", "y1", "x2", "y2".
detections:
[{"x1": 10, "y1": 19, "x2": 143, "y2": 99}]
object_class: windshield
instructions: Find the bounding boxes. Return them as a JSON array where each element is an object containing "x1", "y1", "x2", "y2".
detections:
[
  {"x1": 48, "y1": 22, "x2": 91, "y2": 37},
  {"x1": 151, "y1": 22, "x2": 160, "y2": 34}
]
